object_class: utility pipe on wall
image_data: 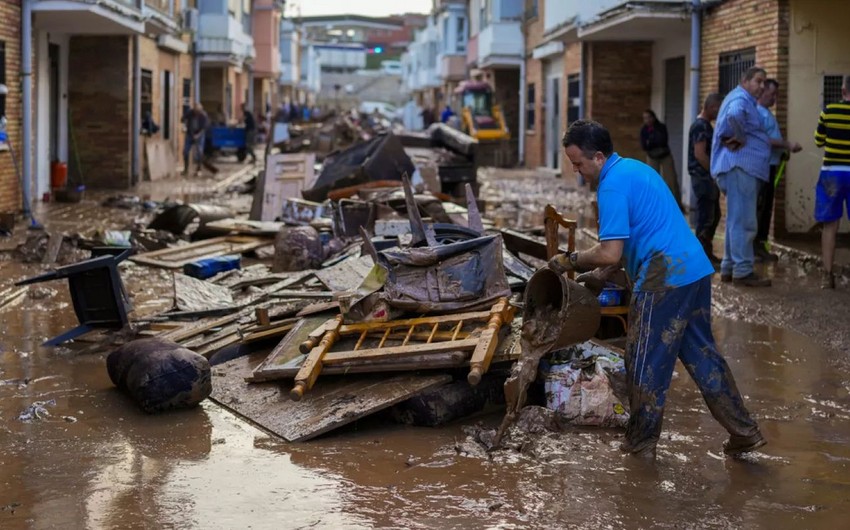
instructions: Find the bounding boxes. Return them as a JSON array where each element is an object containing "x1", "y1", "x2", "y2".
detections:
[
  {"x1": 131, "y1": 33, "x2": 141, "y2": 186},
  {"x1": 689, "y1": 0, "x2": 702, "y2": 121},
  {"x1": 518, "y1": 58, "x2": 526, "y2": 166},
  {"x1": 21, "y1": 0, "x2": 33, "y2": 217}
]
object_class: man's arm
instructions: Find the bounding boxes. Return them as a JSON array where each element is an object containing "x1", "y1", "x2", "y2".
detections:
[
  {"x1": 814, "y1": 109, "x2": 828, "y2": 148},
  {"x1": 575, "y1": 240, "x2": 625, "y2": 270},
  {"x1": 694, "y1": 140, "x2": 710, "y2": 171}
]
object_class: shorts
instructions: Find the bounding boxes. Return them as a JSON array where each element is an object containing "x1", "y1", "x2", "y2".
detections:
[{"x1": 814, "y1": 166, "x2": 850, "y2": 223}]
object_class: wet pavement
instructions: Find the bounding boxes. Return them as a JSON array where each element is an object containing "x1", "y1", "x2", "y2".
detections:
[{"x1": 3, "y1": 167, "x2": 850, "y2": 529}]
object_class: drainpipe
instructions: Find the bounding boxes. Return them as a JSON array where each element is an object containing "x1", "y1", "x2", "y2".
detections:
[
  {"x1": 518, "y1": 58, "x2": 526, "y2": 166},
  {"x1": 131, "y1": 34, "x2": 141, "y2": 186},
  {"x1": 689, "y1": 0, "x2": 702, "y2": 121},
  {"x1": 21, "y1": 0, "x2": 33, "y2": 217}
]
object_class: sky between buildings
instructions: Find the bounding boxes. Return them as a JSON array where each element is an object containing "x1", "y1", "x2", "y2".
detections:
[{"x1": 292, "y1": 0, "x2": 432, "y2": 18}]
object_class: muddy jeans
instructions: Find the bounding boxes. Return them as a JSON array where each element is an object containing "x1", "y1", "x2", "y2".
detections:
[{"x1": 624, "y1": 276, "x2": 760, "y2": 454}]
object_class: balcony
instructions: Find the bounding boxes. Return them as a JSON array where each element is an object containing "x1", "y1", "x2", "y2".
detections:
[
  {"x1": 197, "y1": 12, "x2": 256, "y2": 66},
  {"x1": 478, "y1": 21, "x2": 523, "y2": 68},
  {"x1": 32, "y1": 0, "x2": 144, "y2": 34},
  {"x1": 440, "y1": 54, "x2": 467, "y2": 81},
  {"x1": 417, "y1": 67, "x2": 440, "y2": 89},
  {"x1": 466, "y1": 35, "x2": 478, "y2": 67},
  {"x1": 578, "y1": 1, "x2": 691, "y2": 41}
]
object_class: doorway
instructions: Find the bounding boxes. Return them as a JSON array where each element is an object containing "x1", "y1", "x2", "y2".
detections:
[
  {"x1": 664, "y1": 56, "x2": 685, "y2": 199},
  {"x1": 163, "y1": 70, "x2": 172, "y2": 140},
  {"x1": 48, "y1": 43, "x2": 60, "y2": 161}
]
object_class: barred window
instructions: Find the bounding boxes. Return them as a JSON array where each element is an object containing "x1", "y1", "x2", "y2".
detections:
[
  {"x1": 567, "y1": 74, "x2": 580, "y2": 125},
  {"x1": 526, "y1": 83, "x2": 535, "y2": 131},
  {"x1": 718, "y1": 47, "x2": 755, "y2": 97},
  {"x1": 823, "y1": 75, "x2": 844, "y2": 106}
]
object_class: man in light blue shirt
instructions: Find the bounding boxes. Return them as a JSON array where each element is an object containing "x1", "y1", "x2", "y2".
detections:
[
  {"x1": 551, "y1": 120, "x2": 765, "y2": 458},
  {"x1": 711, "y1": 66, "x2": 772, "y2": 286},
  {"x1": 755, "y1": 79, "x2": 802, "y2": 261}
]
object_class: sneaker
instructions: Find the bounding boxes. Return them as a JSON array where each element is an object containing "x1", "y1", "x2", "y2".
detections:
[
  {"x1": 720, "y1": 273, "x2": 732, "y2": 283},
  {"x1": 821, "y1": 271, "x2": 836, "y2": 290},
  {"x1": 723, "y1": 431, "x2": 766, "y2": 456},
  {"x1": 733, "y1": 273, "x2": 772, "y2": 287}
]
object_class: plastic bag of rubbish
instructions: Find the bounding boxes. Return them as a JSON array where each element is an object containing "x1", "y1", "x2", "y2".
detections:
[
  {"x1": 104, "y1": 230, "x2": 132, "y2": 247},
  {"x1": 541, "y1": 356, "x2": 629, "y2": 428},
  {"x1": 107, "y1": 337, "x2": 211, "y2": 413}
]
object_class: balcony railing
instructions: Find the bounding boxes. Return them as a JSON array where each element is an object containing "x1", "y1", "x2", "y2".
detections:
[{"x1": 478, "y1": 20, "x2": 522, "y2": 66}]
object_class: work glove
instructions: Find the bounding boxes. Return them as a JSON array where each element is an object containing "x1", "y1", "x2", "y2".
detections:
[
  {"x1": 575, "y1": 271, "x2": 606, "y2": 296},
  {"x1": 548, "y1": 252, "x2": 576, "y2": 275}
]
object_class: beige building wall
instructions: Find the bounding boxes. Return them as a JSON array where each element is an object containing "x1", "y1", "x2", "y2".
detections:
[{"x1": 785, "y1": 0, "x2": 850, "y2": 233}]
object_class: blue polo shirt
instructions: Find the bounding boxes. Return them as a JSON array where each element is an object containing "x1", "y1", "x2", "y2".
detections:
[{"x1": 597, "y1": 153, "x2": 714, "y2": 292}]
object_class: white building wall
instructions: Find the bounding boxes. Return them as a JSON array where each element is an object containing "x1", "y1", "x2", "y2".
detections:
[{"x1": 34, "y1": 31, "x2": 70, "y2": 199}]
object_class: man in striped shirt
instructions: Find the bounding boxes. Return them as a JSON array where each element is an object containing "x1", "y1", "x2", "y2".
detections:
[
  {"x1": 711, "y1": 67, "x2": 772, "y2": 287},
  {"x1": 814, "y1": 75, "x2": 850, "y2": 289}
]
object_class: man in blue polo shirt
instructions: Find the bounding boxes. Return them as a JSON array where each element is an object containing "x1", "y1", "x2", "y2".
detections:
[{"x1": 550, "y1": 120, "x2": 765, "y2": 458}]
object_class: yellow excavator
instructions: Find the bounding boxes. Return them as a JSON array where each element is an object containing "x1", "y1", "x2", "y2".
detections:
[
  {"x1": 455, "y1": 81, "x2": 510, "y2": 142},
  {"x1": 453, "y1": 81, "x2": 510, "y2": 166}
]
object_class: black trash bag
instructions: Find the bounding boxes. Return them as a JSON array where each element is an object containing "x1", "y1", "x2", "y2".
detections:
[{"x1": 107, "y1": 338, "x2": 212, "y2": 413}]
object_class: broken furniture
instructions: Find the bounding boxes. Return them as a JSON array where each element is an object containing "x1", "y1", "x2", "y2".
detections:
[
  {"x1": 15, "y1": 248, "x2": 133, "y2": 346},
  {"x1": 302, "y1": 132, "x2": 414, "y2": 203},
  {"x1": 288, "y1": 298, "x2": 516, "y2": 400},
  {"x1": 251, "y1": 152, "x2": 318, "y2": 222},
  {"x1": 148, "y1": 203, "x2": 233, "y2": 240}
]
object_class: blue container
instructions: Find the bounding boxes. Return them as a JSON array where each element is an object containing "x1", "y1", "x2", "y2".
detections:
[
  {"x1": 183, "y1": 255, "x2": 241, "y2": 280},
  {"x1": 210, "y1": 127, "x2": 246, "y2": 149},
  {"x1": 597, "y1": 285, "x2": 624, "y2": 307}
]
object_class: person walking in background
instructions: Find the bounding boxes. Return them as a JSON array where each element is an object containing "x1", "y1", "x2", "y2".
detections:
[
  {"x1": 756, "y1": 79, "x2": 803, "y2": 262},
  {"x1": 711, "y1": 66, "x2": 772, "y2": 287},
  {"x1": 440, "y1": 104, "x2": 455, "y2": 124},
  {"x1": 688, "y1": 93, "x2": 724, "y2": 264},
  {"x1": 241, "y1": 104, "x2": 258, "y2": 165},
  {"x1": 640, "y1": 109, "x2": 682, "y2": 209},
  {"x1": 182, "y1": 103, "x2": 208, "y2": 177},
  {"x1": 813, "y1": 74, "x2": 850, "y2": 289}
]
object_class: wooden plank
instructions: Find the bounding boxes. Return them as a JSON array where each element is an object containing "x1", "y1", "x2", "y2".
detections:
[
  {"x1": 210, "y1": 353, "x2": 451, "y2": 442},
  {"x1": 160, "y1": 310, "x2": 247, "y2": 343},
  {"x1": 322, "y1": 338, "x2": 479, "y2": 364},
  {"x1": 250, "y1": 315, "x2": 342, "y2": 382},
  {"x1": 129, "y1": 236, "x2": 271, "y2": 269},
  {"x1": 248, "y1": 351, "x2": 470, "y2": 378},
  {"x1": 42, "y1": 233, "x2": 64, "y2": 265},
  {"x1": 313, "y1": 255, "x2": 375, "y2": 292}
]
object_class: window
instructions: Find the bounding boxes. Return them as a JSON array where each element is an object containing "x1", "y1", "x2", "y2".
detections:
[
  {"x1": 141, "y1": 69, "x2": 153, "y2": 125},
  {"x1": 823, "y1": 75, "x2": 844, "y2": 106},
  {"x1": 567, "y1": 74, "x2": 580, "y2": 125},
  {"x1": 718, "y1": 47, "x2": 755, "y2": 97},
  {"x1": 525, "y1": 0, "x2": 539, "y2": 20},
  {"x1": 480, "y1": 0, "x2": 488, "y2": 30},
  {"x1": 457, "y1": 17, "x2": 467, "y2": 53},
  {"x1": 0, "y1": 41, "x2": 6, "y2": 119},
  {"x1": 182, "y1": 78, "x2": 192, "y2": 116},
  {"x1": 526, "y1": 83, "x2": 535, "y2": 131}
]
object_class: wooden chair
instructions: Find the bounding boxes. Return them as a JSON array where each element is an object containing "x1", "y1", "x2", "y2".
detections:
[{"x1": 544, "y1": 204, "x2": 629, "y2": 335}]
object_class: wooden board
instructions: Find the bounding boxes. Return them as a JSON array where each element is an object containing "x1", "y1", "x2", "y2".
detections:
[
  {"x1": 210, "y1": 352, "x2": 451, "y2": 442},
  {"x1": 204, "y1": 219, "x2": 285, "y2": 236},
  {"x1": 250, "y1": 315, "x2": 330, "y2": 381},
  {"x1": 145, "y1": 138, "x2": 176, "y2": 181},
  {"x1": 313, "y1": 255, "x2": 375, "y2": 292},
  {"x1": 129, "y1": 236, "x2": 271, "y2": 269}
]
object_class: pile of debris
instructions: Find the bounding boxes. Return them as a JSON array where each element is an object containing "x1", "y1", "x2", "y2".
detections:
[{"x1": 11, "y1": 124, "x2": 627, "y2": 445}]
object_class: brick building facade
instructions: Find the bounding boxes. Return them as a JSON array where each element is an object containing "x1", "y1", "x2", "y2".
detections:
[
  {"x1": 701, "y1": 0, "x2": 790, "y2": 236},
  {"x1": 0, "y1": 0, "x2": 21, "y2": 213}
]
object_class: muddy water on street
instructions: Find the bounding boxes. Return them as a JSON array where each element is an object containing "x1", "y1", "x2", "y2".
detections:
[{"x1": 3, "y1": 201, "x2": 850, "y2": 528}]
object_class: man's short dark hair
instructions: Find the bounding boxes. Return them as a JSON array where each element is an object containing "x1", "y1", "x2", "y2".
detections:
[
  {"x1": 562, "y1": 120, "x2": 614, "y2": 158},
  {"x1": 765, "y1": 78, "x2": 779, "y2": 90},
  {"x1": 704, "y1": 93, "x2": 723, "y2": 108},
  {"x1": 742, "y1": 66, "x2": 767, "y2": 82}
]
